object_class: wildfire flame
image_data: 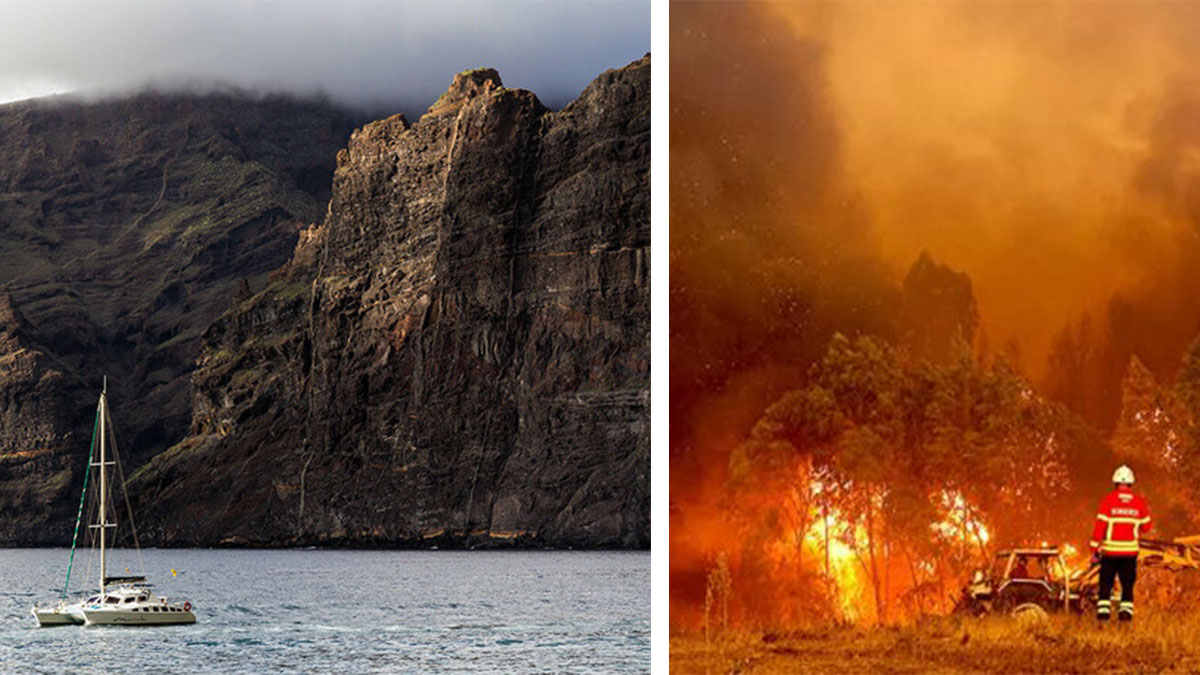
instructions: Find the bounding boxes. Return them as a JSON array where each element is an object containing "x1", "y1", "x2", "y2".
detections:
[
  {"x1": 933, "y1": 490, "x2": 990, "y2": 547},
  {"x1": 803, "y1": 508, "x2": 868, "y2": 622},
  {"x1": 812, "y1": 489, "x2": 993, "y2": 622},
  {"x1": 786, "y1": 489, "x2": 993, "y2": 623},
  {"x1": 679, "y1": 474, "x2": 1004, "y2": 627}
]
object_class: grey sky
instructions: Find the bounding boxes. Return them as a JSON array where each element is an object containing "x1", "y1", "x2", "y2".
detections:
[{"x1": 0, "y1": 1, "x2": 649, "y2": 114}]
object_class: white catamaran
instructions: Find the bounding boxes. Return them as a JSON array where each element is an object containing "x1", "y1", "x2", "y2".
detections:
[{"x1": 31, "y1": 379, "x2": 195, "y2": 626}]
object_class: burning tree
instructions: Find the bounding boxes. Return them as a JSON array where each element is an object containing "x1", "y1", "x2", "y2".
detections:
[{"x1": 714, "y1": 333, "x2": 1095, "y2": 625}]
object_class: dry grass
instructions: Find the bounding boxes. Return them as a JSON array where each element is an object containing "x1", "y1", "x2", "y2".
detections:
[{"x1": 670, "y1": 612, "x2": 1200, "y2": 674}]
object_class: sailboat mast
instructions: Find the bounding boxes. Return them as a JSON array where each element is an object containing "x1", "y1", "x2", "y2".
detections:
[{"x1": 99, "y1": 377, "x2": 107, "y2": 594}]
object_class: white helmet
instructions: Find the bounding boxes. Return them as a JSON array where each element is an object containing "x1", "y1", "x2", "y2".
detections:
[{"x1": 1112, "y1": 465, "x2": 1135, "y2": 485}]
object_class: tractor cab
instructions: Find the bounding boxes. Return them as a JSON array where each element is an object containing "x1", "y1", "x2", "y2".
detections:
[
  {"x1": 998, "y1": 549, "x2": 1062, "y2": 583},
  {"x1": 959, "y1": 546, "x2": 1077, "y2": 617}
]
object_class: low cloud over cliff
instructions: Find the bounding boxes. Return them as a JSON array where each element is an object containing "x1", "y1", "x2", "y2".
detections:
[{"x1": 0, "y1": 1, "x2": 648, "y2": 114}]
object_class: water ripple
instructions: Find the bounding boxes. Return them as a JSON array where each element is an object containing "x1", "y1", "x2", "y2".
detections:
[{"x1": 0, "y1": 549, "x2": 649, "y2": 673}]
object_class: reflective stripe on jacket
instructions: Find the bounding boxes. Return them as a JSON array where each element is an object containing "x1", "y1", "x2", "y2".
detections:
[{"x1": 1089, "y1": 486, "x2": 1151, "y2": 557}]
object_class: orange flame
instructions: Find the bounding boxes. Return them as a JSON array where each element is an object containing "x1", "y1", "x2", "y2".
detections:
[
  {"x1": 803, "y1": 509, "x2": 868, "y2": 622},
  {"x1": 933, "y1": 490, "x2": 991, "y2": 547}
]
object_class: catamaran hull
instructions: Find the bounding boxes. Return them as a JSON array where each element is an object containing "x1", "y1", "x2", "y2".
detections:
[
  {"x1": 81, "y1": 608, "x2": 196, "y2": 626},
  {"x1": 31, "y1": 607, "x2": 84, "y2": 626}
]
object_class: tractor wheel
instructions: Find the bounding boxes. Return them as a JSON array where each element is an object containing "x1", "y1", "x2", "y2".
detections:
[{"x1": 1012, "y1": 602, "x2": 1049, "y2": 624}]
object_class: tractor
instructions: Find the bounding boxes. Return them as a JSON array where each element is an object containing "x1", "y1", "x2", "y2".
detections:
[
  {"x1": 956, "y1": 536, "x2": 1200, "y2": 620},
  {"x1": 956, "y1": 547, "x2": 1083, "y2": 619}
]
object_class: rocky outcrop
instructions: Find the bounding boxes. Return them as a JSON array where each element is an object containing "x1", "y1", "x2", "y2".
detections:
[
  {"x1": 132, "y1": 55, "x2": 650, "y2": 548},
  {"x1": 900, "y1": 251, "x2": 979, "y2": 364},
  {"x1": 0, "y1": 289, "x2": 86, "y2": 543},
  {"x1": 0, "y1": 91, "x2": 357, "y2": 544}
]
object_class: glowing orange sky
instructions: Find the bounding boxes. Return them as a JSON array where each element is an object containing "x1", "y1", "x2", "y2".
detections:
[{"x1": 766, "y1": 0, "x2": 1200, "y2": 370}]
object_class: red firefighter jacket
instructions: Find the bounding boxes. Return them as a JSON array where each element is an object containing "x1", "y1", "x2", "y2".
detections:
[{"x1": 1089, "y1": 486, "x2": 1151, "y2": 557}]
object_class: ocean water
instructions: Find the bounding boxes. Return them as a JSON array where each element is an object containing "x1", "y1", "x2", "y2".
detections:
[{"x1": 0, "y1": 548, "x2": 649, "y2": 673}]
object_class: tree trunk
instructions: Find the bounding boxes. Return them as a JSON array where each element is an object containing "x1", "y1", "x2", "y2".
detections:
[
  {"x1": 867, "y1": 501, "x2": 883, "y2": 624},
  {"x1": 883, "y1": 537, "x2": 891, "y2": 624},
  {"x1": 824, "y1": 509, "x2": 831, "y2": 581},
  {"x1": 960, "y1": 515, "x2": 968, "y2": 564},
  {"x1": 907, "y1": 552, "x2": 925, "y2": 615}
]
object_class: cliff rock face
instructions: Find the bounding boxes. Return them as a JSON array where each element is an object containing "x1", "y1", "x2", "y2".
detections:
[
  {"x1": 0, "y1": 289, "x2": 82, "y2": 543},
  {"x1": 0, "y1": 92, "x2": 356, "y2": 543},
  {"x1": 134, "y1": 56, "x2": 650, "y2": 548}
]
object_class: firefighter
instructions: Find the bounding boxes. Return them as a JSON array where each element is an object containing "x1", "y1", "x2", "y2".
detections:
[{"x1": 1089, "y1": 465, "x2": 1152, "y2": 623}]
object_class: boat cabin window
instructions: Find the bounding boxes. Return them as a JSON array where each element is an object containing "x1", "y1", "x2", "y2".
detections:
[
  {"x1": 124, "y1": 597, "x2": 135, "y2": 603},
  {"x1": 86, "y1": 596, "x2": 99, "y2": 603},
  {"x1": 105, "y1": 596, "x2": 119, "y2": 604}
]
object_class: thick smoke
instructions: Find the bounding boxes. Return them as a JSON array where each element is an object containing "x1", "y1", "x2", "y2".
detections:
[
  {"x1": 770, "y1": 2, "x2": 1200, "y2": 382},
  {"x1": 673, "y1": 0, "x2": 1200, "y2": 468},
  {"x1": 670, "y1": 1, "x2": 883, "y2": 512},
  {"x1": 0, "y1": 1, "x2": 648, "y2": 115}
]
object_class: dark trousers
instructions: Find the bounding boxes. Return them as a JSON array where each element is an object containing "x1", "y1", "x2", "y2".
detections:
[{"x1": 1097, "y1": 555, "x2": 1138, "y2": 621}]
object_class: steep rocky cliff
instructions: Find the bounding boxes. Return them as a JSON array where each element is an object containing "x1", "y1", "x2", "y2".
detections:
[
  {"x1": 0, "y1": 92, "x2": 356, "y2": 543},
  {"x1": 132, "y1": 55, "x2": 650, "y2": 548},
  {"x1": 0, "y1": 289, "x2": 84, "y2": 543}
]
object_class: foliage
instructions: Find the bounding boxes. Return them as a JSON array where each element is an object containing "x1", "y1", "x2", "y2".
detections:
[
  {"x1": 1172, "y1": 339, "x2": 1200, "y2": 518},
  {"x1": 720, "y1": 333, "x2": 1099, "y2": 625},
  {"x1": 1110, "y1": 356, "x2": 1194, "y2": 534}
]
